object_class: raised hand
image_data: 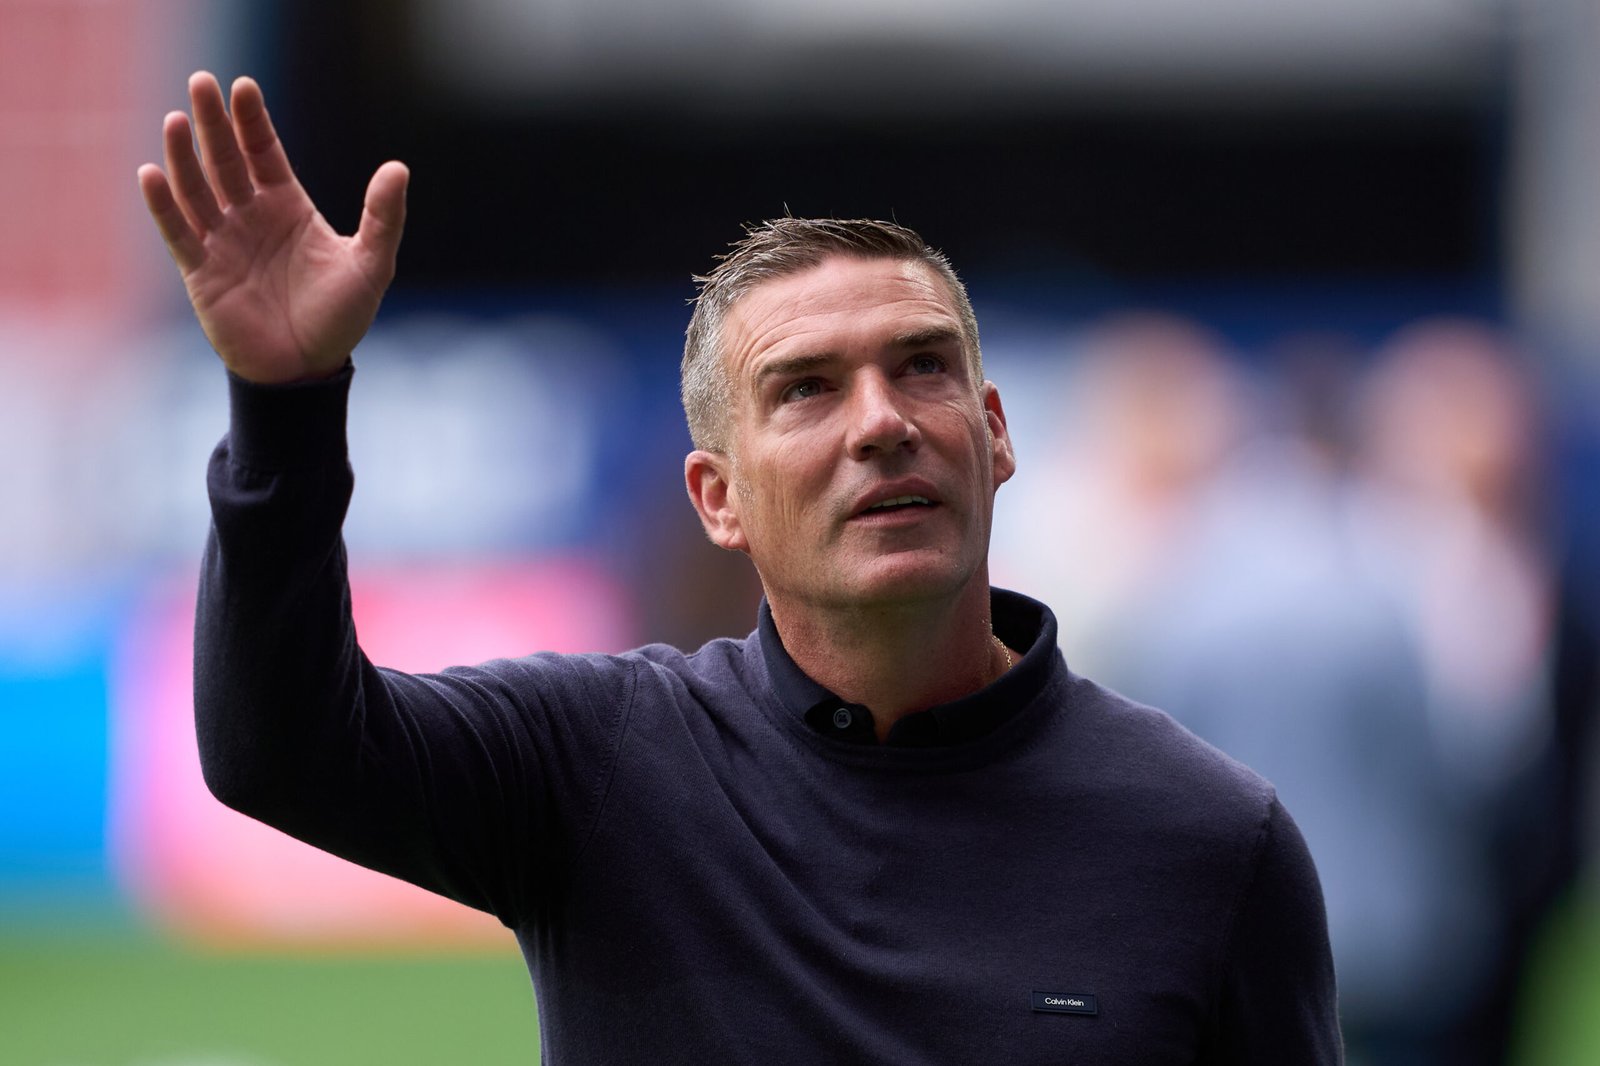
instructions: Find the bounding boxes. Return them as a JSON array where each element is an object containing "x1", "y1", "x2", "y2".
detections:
[{"x1": 137, "y1": 72, "x2": 408, "y2": 384}]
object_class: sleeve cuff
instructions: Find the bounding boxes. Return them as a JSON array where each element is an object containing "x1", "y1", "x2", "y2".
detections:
[{"x1": 225, "y1": 363, "x2": 354, "y2": 471}]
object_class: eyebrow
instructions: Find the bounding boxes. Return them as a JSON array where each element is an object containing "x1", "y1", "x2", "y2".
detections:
[
  {"x1": 889, "y1": 325, "x2": 964, "y2": 351},
  {"x1": 752, "y1": 325, "x2": 966, "y2": 392},
  {"x1": 753, "y1": 352, "x2": 836, "y2": 394}
]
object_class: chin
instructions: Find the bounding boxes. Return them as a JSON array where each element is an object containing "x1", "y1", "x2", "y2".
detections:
[{"x1": 832, "y1": 553, "x2": 981, "y2": 608}]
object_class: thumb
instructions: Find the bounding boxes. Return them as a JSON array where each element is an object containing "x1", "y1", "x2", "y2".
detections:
[{"x1": 356, "y1": 160, "x2": 409, "y2": 278}]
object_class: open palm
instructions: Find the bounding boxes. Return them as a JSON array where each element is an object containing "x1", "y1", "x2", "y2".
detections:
[{"x1": 138, "y1": 73, "x2": 407, "y2": 384}]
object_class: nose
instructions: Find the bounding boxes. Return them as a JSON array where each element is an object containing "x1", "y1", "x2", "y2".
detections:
[{"x1": 846, "y1": 371, "x2": 920, "y2": 460}]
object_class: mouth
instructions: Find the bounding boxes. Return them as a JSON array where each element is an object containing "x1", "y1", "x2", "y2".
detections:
[
  {"x1": 861, "y1": 495, "x2": 934, "y2": 514},
  {"x1": 847, "y1": 478, "x2": 944, "y2": 524},
  {"x1": 848, "y1": 481, "x2": 944, "y2": 525}
]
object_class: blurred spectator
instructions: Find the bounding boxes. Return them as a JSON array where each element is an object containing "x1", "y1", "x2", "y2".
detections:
[
  {"x1": 1353, "y1": 320, "x2": 1553, "y2": 797},
  {"x1": 1351, "y1": 320, "x2": 1562, "y2": 1063},
  {"x1": 992, "y1": 312, "x2": 1248, "y2": 684}
]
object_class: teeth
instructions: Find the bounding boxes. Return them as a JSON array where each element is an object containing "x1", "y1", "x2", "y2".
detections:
[{"x1": 867, "y1": 495, "x2": 932, "y2": 511}]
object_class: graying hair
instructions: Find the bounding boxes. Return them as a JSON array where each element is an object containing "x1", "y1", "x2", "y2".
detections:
[{"x1": 681, "y1": 218, "x2": 982, "y2": 453}]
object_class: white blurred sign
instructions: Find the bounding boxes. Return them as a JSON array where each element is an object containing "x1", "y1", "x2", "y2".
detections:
[
  {"x1": 0, "y1": 312, "x2": 623, "y2": 581},
  {"x1": 414, "y1": 0, "x2": 1514, "y2": 103}
]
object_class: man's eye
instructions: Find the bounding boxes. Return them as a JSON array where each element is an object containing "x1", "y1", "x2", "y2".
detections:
[
  {"x1": 781, "y1": 379, "x2": 823, "y2": 402},
  {"x1": 909, "y1": 354, "x2": 946, "y2": 375}
]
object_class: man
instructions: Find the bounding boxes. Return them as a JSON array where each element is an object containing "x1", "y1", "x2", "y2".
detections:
[{"x1": 139, "y1": 72, "x2": 1341, "y2": 1063}]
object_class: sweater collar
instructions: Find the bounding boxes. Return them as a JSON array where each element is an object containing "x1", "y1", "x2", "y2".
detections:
[{"x1": 755, "y1": 588, "x2": 1059, "y2": 747}]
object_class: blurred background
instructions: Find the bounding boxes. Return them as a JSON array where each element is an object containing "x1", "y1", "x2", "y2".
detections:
[{"x1": 4, "y1": 0, "x2": 1600, "y2": 1062}]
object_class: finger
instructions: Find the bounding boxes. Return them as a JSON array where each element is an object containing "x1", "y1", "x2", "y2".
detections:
[
  {"x1": 137, "y1": 164, "x2": 205, "y2": 273},
  {"x1": 189, "y1": 70, "x2": 255, "y2": 206},
  {"x1": 356, "y1": 161, "x2": 409, "y2": 281},
  {"x1": 161, "y1": 111, "x2": 224, "y2": 233},
  {"x1": 228, "y1": 76, "x2": 295, "y2": 189}
]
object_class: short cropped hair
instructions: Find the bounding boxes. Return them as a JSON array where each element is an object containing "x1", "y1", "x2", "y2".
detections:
[{"x1": 682, "y1": 218, "x2": 982, "y2": 453}]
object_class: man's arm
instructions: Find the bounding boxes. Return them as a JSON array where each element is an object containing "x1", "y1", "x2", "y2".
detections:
[
  {"x1": 141, "y1": 75, "x2": 626, "y2": 922},
  {"x1": 1207, "y1": 796, "x2": 1345, "y2": 1064},
  {"x1": 193, "y1": 366, "x2": 569, "y2": 920}
]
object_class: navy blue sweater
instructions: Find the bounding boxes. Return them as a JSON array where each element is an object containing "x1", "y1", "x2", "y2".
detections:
[{"x1": 195, "y1": 368, "x2": 1342, "y2": 1064}]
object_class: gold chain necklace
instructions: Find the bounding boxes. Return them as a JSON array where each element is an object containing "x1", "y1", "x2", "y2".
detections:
[{"x1": 992, "y1": 631, "x2": 1013, "y2": 673}]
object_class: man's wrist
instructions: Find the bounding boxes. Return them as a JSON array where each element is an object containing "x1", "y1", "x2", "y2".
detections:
[{"x1": 225, "y1": 361, "x2": 354, "y2": 471}]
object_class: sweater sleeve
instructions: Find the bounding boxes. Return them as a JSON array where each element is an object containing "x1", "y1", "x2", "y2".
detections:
[
  {"x1": 193, "y1": 367, "x2": 631, "y2": 926},
  {"x1": 1207, "y1": 795, "x2": 1345, "y2": 1064}
]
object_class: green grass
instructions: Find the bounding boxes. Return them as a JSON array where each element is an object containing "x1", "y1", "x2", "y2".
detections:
[
  {"x1": 1510, "y1": 883, "x2": 1600, "y2": 1066},
  {"x1": 6, "y1": 881, "x2": 1600, "y2": 1066},
  {"x1": 0, "y1": 923, "x2": 539, "y2": 1066}
]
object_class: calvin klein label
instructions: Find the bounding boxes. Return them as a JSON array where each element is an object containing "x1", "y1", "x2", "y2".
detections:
[{"x1": 1031, "y1": 991, "x2": 1098, "y2": 1016}]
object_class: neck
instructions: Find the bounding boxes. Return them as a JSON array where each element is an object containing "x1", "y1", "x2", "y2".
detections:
[{"x1": 769, "y1": 577, "x2": 1013, "y2": 741}]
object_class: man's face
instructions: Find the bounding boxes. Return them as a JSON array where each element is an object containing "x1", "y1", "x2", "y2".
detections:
[{"x1": 686, "y1": 255, "x2": 1015, "y2": 613}]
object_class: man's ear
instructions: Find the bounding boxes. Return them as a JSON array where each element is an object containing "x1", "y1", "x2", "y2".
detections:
[
  {"x1": 983, "y1": 382, "x2": 1017, "y2": 488},
  {"x1": 685, "y1": 450, "x2": 749, "y2": 553}
]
